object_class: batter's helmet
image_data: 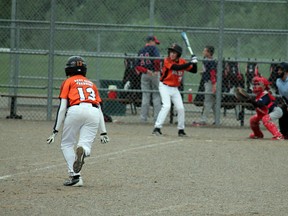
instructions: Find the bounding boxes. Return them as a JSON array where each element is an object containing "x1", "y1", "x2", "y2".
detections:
[
  {"x1": 65, "y1": 56, "x2": 87, "y2": 77},
  {"x1": 168, "y1": 43, "x2": 182, "y2": 57}
]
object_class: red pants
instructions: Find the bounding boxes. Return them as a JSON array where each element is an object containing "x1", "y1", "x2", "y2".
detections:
[{"x1": 250, "y1": 114, "x2": 282, "y2": 138}]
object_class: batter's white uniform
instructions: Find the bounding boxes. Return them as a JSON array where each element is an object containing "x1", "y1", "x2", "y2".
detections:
[
  {"x1": 154, "y1": 56, "x2": 197, "y2": 131},
  {"x1": 155, "y1": 82, "x2": 185, "y2": 129}
]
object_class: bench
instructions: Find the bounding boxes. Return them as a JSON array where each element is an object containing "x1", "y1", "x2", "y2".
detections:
[{"x1": 0, "y1": 94, "x2": 59, "y2": 119}]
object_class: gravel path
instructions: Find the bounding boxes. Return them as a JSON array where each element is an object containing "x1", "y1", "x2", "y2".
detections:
[{"x1": 1, "y1": 119, "x2": 288, "y2": 216}]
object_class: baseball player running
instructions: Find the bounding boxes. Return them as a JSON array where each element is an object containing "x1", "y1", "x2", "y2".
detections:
[
  {"x1": 47, "y1": 56, "x2": 109, "y2": 187},
  {"x1": 152, "y1": 43, "x2": 198, "y2": 136}
]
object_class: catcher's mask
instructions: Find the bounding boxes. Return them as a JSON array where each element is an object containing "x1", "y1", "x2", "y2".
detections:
[
  {"x1": 168, "y1": 43, "x2": 182, "y2": 58},
  {"x1": 65, "y1": 56, "x2": 87, "y2": 77},
  {"x1": 252, "y1": 76, "x2": 270, "y2": 94}
]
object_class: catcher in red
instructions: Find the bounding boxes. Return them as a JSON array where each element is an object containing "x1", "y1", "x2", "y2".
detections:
[{"x1": 248, "y1": 77, "x2": 284, "y2": 140}]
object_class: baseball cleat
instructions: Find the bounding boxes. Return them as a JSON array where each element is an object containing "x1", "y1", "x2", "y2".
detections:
[
  {"x1": 178, "y1": 129, "x2": 187, "y2": 137},
  {"x1": 73, "y1": 146, "x2": 85, "y2": 173},
  {"x1": 192, "y1": 121, "x2": 207, "y2": 126},
  {"x1": 271, "y1": 136, "x2": 284, "y2": 141},
  {"x1": 249, "y1": 133, "x2": 264, "y2": 139},
  {"x1": 63, "y1": 175, "x2": 83, "y2": 187},
  {"x1": 152, "y1": 128, "x2": 162, "y2": 136}
]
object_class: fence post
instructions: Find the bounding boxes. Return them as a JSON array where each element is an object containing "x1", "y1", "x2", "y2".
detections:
[
  {"x1": 7, "y1": 0, "x2": 22, "y2": 119},
  {"x1": 215, "y1": 0, "x2": 225, "y2": 126},
  {"x1": 149, "y1": 0, "x2": 155, "y2": 34},
  {"x1": 47, "y1": 0, "x2": 56, "y2": 121}
]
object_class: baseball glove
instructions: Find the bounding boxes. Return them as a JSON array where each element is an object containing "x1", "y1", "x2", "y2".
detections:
[{"x1": 234, "y1": 87, "x2": 250, "y2": 102}]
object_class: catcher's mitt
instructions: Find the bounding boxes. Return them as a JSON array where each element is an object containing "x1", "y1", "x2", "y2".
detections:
[{"x1": 234, "y1": 87, "x2": 250, "y2": 102}]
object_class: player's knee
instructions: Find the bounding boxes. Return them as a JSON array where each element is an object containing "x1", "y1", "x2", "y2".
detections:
[
  {"x1": 162, "y1": 103, "x2": 171, "y2": 110},
  {"x1": 250, "y1": 115, "x2": 259, "y2": 127},
  {"x1": 262, "y1": 115, "x2": 271, "y2": 126},
  {"x1": 142, "y1": 95, "x2": 150, "y2": 103},
  {"x1": 177, "y1": 106, "x2": 184, "y2": 113}
]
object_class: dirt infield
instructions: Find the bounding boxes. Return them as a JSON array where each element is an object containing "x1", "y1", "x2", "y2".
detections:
[{"x1": 1, "y1": 119, "x2": 288, "y2": 216}]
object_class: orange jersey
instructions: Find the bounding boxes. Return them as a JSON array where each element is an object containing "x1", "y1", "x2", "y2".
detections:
[
  {"x1": 59, "y1": 75, "x2": 101, "y2": 106},
  {"x1": 160, "y1": 57, "x2": 193, "y2": 87}
]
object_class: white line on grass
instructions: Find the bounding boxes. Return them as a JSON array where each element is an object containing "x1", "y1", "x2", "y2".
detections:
[{"x1": 0, "y1": 139, "x2": 182, "y2": 181}]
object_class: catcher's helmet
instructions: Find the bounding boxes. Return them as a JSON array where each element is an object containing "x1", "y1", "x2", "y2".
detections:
[
  {"x1": 252, "y1": 76, "x2": 270, "y2": 94},
  {"x1": 168, "y1": 43, "x2": 182, "y2": 57},
  {"x1": 65, "y1": 56, "x2": 87, "y2": 77}
]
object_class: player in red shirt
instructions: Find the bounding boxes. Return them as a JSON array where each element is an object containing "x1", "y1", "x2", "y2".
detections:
[
  {"x1": 47, "y1": 56, "x2": 109, "y2": 186},
  {"x1": 152, "y1": 43, "x2": 198, "y2": 136}
]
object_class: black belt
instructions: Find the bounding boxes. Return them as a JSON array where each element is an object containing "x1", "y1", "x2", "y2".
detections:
[
  {"x1": 162, "y1": 82, "x2": 176, "y2": 87},
  {"x1": 73, "y1": 103, "x2": 99, "y2": 108}
]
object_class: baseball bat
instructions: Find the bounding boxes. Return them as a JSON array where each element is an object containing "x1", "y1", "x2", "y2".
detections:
[{"x1": 181, "y1": 32, "x2": 194, "y2": 55}]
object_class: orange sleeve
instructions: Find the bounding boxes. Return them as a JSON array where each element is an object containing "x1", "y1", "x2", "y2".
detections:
[{"x1": 59, "y1": 79, "x2": 70, "y2": 99}]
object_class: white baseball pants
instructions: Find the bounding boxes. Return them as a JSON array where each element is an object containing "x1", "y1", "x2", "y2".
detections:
[
  {"x1": 154, "y1": 82, "x2": 185, "y2": 129},
  {"x1": 60, "y1": 103, "x2": 100, "y2": 176}
]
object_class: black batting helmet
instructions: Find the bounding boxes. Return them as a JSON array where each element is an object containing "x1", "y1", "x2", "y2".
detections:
[
  {"x1": 65, "y1": 56, "x2": 87, "y2": 77},
  {"x1": 168, "y1": 43, "x2": 182, "y2": 57}
]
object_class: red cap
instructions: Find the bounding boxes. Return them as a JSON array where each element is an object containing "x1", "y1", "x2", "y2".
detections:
[{"x1": 146, "y1": 35, "x2": 160, "y2": 44}]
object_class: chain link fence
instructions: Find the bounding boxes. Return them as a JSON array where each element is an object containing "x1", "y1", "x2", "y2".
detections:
[{"x1": 0, "y1": 0, "x2": 287, "y2": 127}]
